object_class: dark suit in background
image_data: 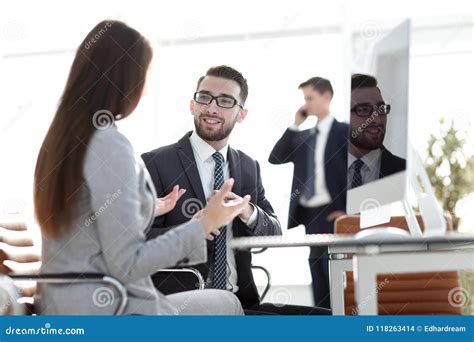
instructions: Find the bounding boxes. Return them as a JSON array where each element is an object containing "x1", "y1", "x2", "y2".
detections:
[
  {"x1": 348, "y1": 146, "x2": 407, "y2": 189},
  {"x1": 269, "y1": 118, "x2": 348, "y2": 308},
  {"x1": 379, "y1": 147, "x2": 406, "y2": 178}
]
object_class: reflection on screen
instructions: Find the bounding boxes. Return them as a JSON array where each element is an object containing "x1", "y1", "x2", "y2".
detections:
[{"x1": 347, "y1": 73, "x2": 406, "y2": 190}]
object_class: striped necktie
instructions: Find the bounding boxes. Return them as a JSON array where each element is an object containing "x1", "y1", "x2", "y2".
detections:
[
  {"x1": 351, "y1": 159, "x2": 365, "y2": 189},
  {"x1": 211, "y1": 152, "x2": 227, "y2": 289}
]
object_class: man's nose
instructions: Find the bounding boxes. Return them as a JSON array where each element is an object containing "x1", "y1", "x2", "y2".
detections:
[
  {"x1": 371, "y1": 111, "x2": 384, "y2": 124},
  {"x1": 206, "y1": 99, "x2": 219, "y2": 113}
]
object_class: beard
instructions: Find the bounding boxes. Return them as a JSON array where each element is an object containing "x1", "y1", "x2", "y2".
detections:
[
  {"x1": 350, "y1": 124, "x2": 386, "y2": 150},
  {"x1": 193, "y1": 114, "x2": 238, "y2": 142}
]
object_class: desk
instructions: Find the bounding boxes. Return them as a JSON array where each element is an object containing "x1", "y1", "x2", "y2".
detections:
[{"x1": 231, "y1": 233, "x2": 474, "y2": 315}]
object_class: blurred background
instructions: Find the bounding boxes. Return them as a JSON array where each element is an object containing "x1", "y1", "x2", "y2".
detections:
[{"x1": 1, "y1": 0, "x2": 473, "y2": 307}]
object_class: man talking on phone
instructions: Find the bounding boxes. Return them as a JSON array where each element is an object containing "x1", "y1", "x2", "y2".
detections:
[{"x1": 269, "y1": 77, "x2": 348, "y2": 309}]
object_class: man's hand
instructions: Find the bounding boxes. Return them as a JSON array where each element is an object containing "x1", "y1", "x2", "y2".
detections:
[
  {"x1": 326, "y1": 210, "x2": 345, "y2": 222},
  {"x1": 294, "y1": 105, "x2": 308, "y2": 126},
  {"x1": 213, "y1": 190, "x2": 253, "y2": 222},
  {"x1": 197, "y1": 179, "x2": 251, "y2": 239},
  {"x1": 155, "y1": 185, "x2": 186, "y2": 217}
]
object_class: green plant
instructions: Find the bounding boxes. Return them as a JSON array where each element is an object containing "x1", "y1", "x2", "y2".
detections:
[{"x1": 424, "y1": 118, "x2": 474, "y2": 230}]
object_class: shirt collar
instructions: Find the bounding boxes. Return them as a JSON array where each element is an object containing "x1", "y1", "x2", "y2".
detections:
[
  {"x1": 348, "y1": 148, "x2": 382, "y2": 170},
  {"x1": 190, "y1": 131, "x2": 229, "y2": 163},
  {"x1": 316, "y1": 114, "x2": 334, "y2": 134}
]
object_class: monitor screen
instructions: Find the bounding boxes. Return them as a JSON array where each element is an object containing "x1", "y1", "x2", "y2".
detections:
[{"x1": 346, "y1": 20, "x2": 410, "y2": 216}]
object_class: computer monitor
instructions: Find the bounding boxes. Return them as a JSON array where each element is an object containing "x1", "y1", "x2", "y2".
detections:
[{"x1": 346, "y1": 20, "x2": 410, "y2": 217}]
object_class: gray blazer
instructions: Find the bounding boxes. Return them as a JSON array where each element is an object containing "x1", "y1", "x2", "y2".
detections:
[{"x1": 38, "y1": 126, "x2": 207, "y2": 315}]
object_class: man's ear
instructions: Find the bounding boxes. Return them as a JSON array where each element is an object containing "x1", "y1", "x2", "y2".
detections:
[
  {"x1": 190, "y1": 99, "x2": 195, "y2": 114},
  {"x1": 237, "y1": 108, "x2": 248, "y2": 123},
  {"x1": 323, "y1": 91, "x2": 332, "y2": 102}
]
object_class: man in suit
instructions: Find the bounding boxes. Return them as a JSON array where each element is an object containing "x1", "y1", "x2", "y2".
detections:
[
  {"x1": 143, "y1": 65, "x2": 330, "y2": 315},
  {"x1": 348, "y1": 73, "x2": 406, "y2": 189},
  {"x1": 269, "y1": 77, "x2": 348, "y2": 309}
]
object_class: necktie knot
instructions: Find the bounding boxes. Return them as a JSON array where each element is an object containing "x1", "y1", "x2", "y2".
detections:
[
  {"x1": 212, "y1": 152, "x2": 224, "y2": 166},
  {"x1": 353, "y1": 159, "x2": 365, "y2": 171},
  {"x1": 351, "y1": 159, "x2": 365, "y2": 189}
]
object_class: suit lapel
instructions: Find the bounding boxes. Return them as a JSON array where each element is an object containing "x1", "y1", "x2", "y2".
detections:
[
  {"x1": 324, "y1": 119, "x2": 339, "y2": 166},
  {"x1": 379, "y1": 147, "x2": 392, "y2": 178},
  {"x1": 227, "y1": 147, "x2": 243, "y2": 239},
  {"x1": 227, "y1": 147, "x2": 242, "y2": 196},
  {"x1": 176, "y1": 132, "x2": 207, "y2": 206}
]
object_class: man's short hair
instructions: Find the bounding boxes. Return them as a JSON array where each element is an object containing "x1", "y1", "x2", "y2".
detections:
[
  {"x1": 196, "y1": 65, "x2": 249, "y2": 104},
  {"x1": 298, "y1": 77, "x2": 333, "y2": 97},
  {"x1": 351, "y1": 73, "x2": 379, "y2": 90}
]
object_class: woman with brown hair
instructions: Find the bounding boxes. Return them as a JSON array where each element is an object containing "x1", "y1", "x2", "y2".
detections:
[{"x1": 34, "y1": 20, "x2": 246, "y2": 315}]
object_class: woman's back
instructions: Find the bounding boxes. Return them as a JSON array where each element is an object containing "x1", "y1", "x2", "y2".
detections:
[{"x1": 38, "y1": 126, "x2": 186, "y2": 315}]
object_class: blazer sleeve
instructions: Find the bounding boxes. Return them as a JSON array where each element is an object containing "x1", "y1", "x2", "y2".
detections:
[
  {"x1": 141, "y1": 151, "x2": 172, "y2": 239},
  {"x1": 242, "y1": 161, "x2": 282, "y2": 237},
  {"x1": 85, "y1": 130, "x2": 207, "y2": 284},
  {"x1": 268, "y1": 128, "x2": 299, "y2": 164}
]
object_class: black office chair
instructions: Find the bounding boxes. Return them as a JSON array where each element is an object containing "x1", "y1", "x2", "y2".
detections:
[
  {"x1": 152, "y1": 268, "x2": 205, "y2": 294},
  {"x1": 251, "y1": 248, "x2": 271, "y2": 301}
]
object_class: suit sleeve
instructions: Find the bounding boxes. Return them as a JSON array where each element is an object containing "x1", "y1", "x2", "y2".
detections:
[
  {"x1": 87, "y1": 132, "x2": 207, "y2": 284},
  {"x1": 242, "y1": 161, "x2": 282, "y2": 237},
  {"x1": 141, "y1": 151, "x2": 171, "y2": 239},
  {"x1": 268, "y1": 128, "x2": 299, "y2": 164}
]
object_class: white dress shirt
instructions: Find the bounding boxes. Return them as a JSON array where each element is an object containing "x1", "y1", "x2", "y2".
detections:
[
  {"x1": 189, "y1": 131, "x2": 258, "y2": 292},
  {"x1": 291, "y1": 114, "x2": 334, "y2": 208},
  {"x1": 347, "y1": 148, "x2": 383, "y2": 188}
]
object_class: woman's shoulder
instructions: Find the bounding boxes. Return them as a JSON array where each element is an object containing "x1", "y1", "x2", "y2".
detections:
[
  {"x1": 85, "y1": 125, "x2": 136, "y2": 173},
  {"x1": 90, "y1": 125, "x2": 132, "y2": 150}
]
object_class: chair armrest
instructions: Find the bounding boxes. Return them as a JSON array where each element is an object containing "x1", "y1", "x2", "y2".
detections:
[
  {"x1": 156, "y1": 268, "x2": 205, "y2": 289},
  {"x1": 251, "y1": 247, "x2": 268, "y2": 254},
  {"x1": 6, "y1": 273, "x2": 128, "y2": 315},
  {"x1": 250, "y1": 265, "x2": 271, "y2": 301}
]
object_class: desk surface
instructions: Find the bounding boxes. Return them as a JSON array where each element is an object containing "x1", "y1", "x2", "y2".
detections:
[{"x1": 231, "y1": 232, "x2": 474, "y2": 250}]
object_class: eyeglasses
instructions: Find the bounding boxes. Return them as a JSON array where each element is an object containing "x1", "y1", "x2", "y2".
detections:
[
  {"x1": 350, "y1": 103, "x2": 391, "y2": 117},
  {"x1": 193, "y1": 92, "x2": 243, "y2": 109}
]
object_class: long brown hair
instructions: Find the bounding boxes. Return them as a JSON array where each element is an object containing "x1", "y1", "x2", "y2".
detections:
[{"x1": 34, "y1": 20, "x2": 153, "y2": 239}]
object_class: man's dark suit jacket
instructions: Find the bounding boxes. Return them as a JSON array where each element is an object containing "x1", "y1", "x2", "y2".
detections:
[
  {"x1": 268, "y1": 119, "x2": 406, "y2": 229},
  {"x1": 379, "y1": 147, "x2": 406, "y2": 178},
  {"x1": 269, "y1": 119, "x2": 349, "y2": 230},
  {"x1": 142, "y1": 132, "x2": 281, "y2": 305}
]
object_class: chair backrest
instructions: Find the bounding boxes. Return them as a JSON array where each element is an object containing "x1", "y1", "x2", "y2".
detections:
[{"x1": 334, "y1": 214, "x2": 462, "y2": 315}]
